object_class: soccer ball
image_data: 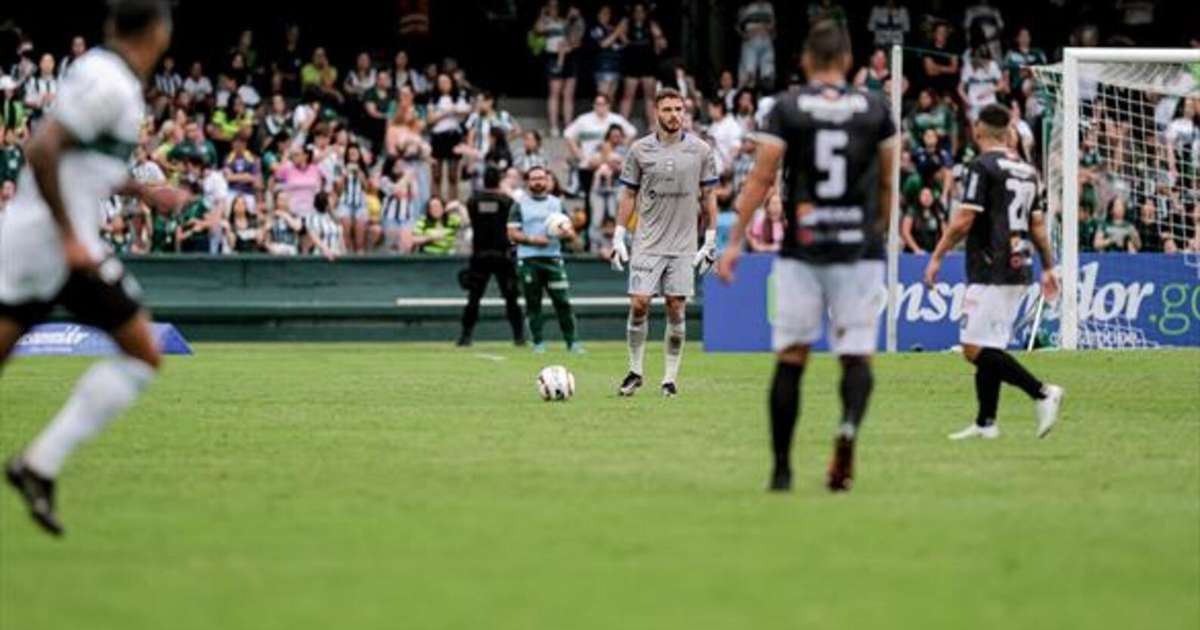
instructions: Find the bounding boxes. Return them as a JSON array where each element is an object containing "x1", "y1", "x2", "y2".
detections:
[
  {"x1": 543, "y1": 212, "x2": 573, "y2": 237},
  {"x1": 537, "y1": 365, "x2": 575, "y2": 402}
]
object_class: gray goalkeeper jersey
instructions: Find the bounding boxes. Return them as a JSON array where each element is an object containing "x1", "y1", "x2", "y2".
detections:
[{"x1": 619, "y1": 131, "x2": 720, "y2": 257}]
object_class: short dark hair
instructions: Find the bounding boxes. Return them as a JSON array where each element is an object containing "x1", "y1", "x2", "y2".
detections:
[
  {"x1": 107, "y1": 0, "x2": 171, "y2": 38},
  {"x1": 709, "y1": 99, "x2": 727, "y2": 115},
  {"x1": 977, "y1": 103, "x2": 1011, "y2": 130},
  {"x1": 483, "y1": 167, "x2": 502, "y2": 189},
  {"x1": 654, "y1": 87, "x2": 684, "y2": 106},
  {"x1": 804, "y1": 19, "x2": 851, "y2": 69},
  {"x1": 525, "y1": 165, "x2": 549, "y2": 179}
]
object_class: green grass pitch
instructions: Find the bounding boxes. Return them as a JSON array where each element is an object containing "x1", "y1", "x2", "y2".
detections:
[{"x1": 1, "y1": 343, "x2": 1197, "y2": 629}]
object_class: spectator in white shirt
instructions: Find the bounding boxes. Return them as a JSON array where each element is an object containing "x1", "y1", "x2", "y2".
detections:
[
  {"x1": 564, "y1": 93, "x2": 636, "y2": 210},
  {"x1": 58, "y1": 36, "x2": 86, "y2": 80},
  {"x1": 23, "y1": 54, "x2": 57, "y2": 121},
  {"x1": 184, "y1": 62, "x2": 214, "y2": 103},
  {"x1": 958, "y1": 47, "x2": 1007, "y2": 122},
  {"x1": 343, "y1": 52, "x2": 377, "y2": 101},
  {"x1": 706, "y1": 99, "x2": 742, "y2": 174}
]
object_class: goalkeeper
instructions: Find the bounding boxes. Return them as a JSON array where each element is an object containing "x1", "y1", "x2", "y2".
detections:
[{"x1": 609, "y1": 88, "x2": 720, "y2": 398}]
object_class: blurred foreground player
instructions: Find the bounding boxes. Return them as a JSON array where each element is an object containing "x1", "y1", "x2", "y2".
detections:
[
  {"x1": 717, "y1": 20, "x2": 897, "y2": 493},
  {"x1": 923, "y1": 104, "x2": 1064, "y2": 441},
  {"x1": 0, "y1": 0, "x2": 186, "y2": 536}
]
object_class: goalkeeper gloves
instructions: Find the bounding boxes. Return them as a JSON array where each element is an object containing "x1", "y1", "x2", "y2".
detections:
[
  {"x1": 693, "y1": 229, "x2": 717, "y2": 276},
  {"x1": 611, "y1": 226, "x2": 630, "y2": 271}
]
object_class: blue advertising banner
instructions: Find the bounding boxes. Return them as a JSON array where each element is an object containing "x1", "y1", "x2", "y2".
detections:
[
  {"x1": 703, "y1": 253, "x2": 1200, "y2": 352},
  {"x1": 13, "y1": 323, "x2": 194, "y2": 357}
]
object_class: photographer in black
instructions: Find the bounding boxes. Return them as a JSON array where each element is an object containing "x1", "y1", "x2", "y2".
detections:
[{"x1": 458, "y1": 167, "x2": 525, "y2": 347}]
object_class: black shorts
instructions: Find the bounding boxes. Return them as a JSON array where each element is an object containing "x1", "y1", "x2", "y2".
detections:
[
  {"x1": 0, "y1": 259, "x2": 143, "y2": 333},
  {"x1": 431, "y1": 130, "x2": 463, "y2": 161}
]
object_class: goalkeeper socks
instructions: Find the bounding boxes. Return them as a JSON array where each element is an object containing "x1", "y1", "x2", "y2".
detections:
[
  {"x1": 663, "y1": 320, "x2": 685, "y2": 383},
  {"x1": 974, "y1": 367, "x2": 1001, "y2": 427},
  {"x1": 627, "y1": 313, "x2": 648, "y2": 375},
  {"x1": 977, "y1": 348, "x2": 1045, "y2": 400},
  {"x1": 838, "y1": 357, "x2": 874, "y2": 439},
  {"x1": 770, "y1": 362, "x2": 805, "y2": 473},
  {"x1": 25, "y1": 357, "x2": 155, "y2": 478}
]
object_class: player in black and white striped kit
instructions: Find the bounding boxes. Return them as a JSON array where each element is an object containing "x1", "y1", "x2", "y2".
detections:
[
  {"x1": 717, "y1": 20, "x2": 896, "y2": 493},
  {"x1": 924, "y1": 103, "x2": 1064, "y2": 441}
]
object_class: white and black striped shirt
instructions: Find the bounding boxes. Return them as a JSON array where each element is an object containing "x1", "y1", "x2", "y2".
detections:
[
  {"x1": 341, "y1": 169, "x2": 367, "y2": 209},
  {"x1": 305, "y1": 212, "x2": 344, "y2": 254},
  {"x1": 23, "y1": 75, "x2": 57, "y2": 113},
  {"x1": 380, "y1": 182, "x2": 415, "y2": 224},
  {"x1": 155, "y1": 71, "x2": 183, "y2": 97}
]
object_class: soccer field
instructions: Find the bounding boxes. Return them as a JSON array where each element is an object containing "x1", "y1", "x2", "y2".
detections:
[{"x1": 1, "y1": 343, "x2": 1197, "y2": 629}]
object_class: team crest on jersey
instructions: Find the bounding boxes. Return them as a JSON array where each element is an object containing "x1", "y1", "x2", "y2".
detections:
[{"x1": 665, "y1": 158, "x2": 675, "y2": 173}]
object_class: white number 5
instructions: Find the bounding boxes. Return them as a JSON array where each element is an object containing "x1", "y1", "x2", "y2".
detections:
[{"x1": 816, "y1": 130, "x2": 848, "y2": 199}]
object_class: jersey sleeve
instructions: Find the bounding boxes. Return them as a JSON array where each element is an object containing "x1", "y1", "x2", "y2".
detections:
[
  {"x1": 52, "y1": 62, "x2": 128, "y2": 144},
  {"x1": 700, "y1": 142, "x2": 720, "y2": 187},
  {"x1": 507, "y1": 202, "x2": 523, "y2": 228},
  {"x1": 960, "y1": 160, "x2": 990, "y2": 212},
  {"x1": 750, "y1": 99, "x2": 787, "y2": 146},
  {"x1": 619, "y1": 143, "x2": 642, "y2": 189}
]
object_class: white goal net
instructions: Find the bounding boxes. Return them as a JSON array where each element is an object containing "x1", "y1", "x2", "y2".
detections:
[{"x1": 1031, "y1": 50, "x2": 1200, "y2": 350}]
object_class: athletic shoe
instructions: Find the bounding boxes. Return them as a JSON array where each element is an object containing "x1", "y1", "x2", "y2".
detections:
[
  {"x1": 617, "y1": 372, "x2": 643, "y2": 397},
  {"x1": 1036, "y1": 384, "x2": 1065, "y2": 438},
  {"x1": 768, "y1": 467, "x2": 792, "y2": 492},
  {"x1": 568, "y1": 343, "x2": 587, "y2": 355},
  {"x1": 532, "y1": 342, "x2": 547, "y2": 354},
  {"x1": 948, "y1": 424, "x2": 1001, "y2": 440},
  {"x1": 661, "y1": 382, "x2": 678, "y2": 398},
  {"x1": 456, "y1": 335, "x2": 472, "y2": 347},
  {"x1": 5, "y1": 457, "x2": 63, "y2": 537},
  {"x1": 826, "y1": 436, "x2": 855, "y2": 492}
]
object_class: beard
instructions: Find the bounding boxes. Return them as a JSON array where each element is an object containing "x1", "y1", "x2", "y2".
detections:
[{"x1": 658, "y1": 118, "x2": 681, "y2": 133}]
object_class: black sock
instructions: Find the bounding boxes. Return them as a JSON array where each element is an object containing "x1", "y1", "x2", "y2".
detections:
[
  {"x1": 974, "y1": 366, "x2": 1000, "y2": 427},
  {"x1": 977, "y1": 348, "x2": 1045, "y2": 400},
  {"x1": 839, "y1": 357, "x2": 874, "y2": 438},
  {"x1": 769, "y1": 362, "x2": 804, "y2": 473}
]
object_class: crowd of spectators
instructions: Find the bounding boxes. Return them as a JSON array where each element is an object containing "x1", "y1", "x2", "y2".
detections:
[{"x1": 0, "y1": 0, "x2": 1196, "y2": 260}]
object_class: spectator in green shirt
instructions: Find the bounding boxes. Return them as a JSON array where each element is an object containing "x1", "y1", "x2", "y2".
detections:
[
  {"x1": 1095, "y1": 197, "x2": 1141, "y2": 253},
  {"x1": 0, "y1": 75, "x2": 26, "y2": 131},
  {"x1": 150, "y1": 202, "x2": 181, "y2": 253},
  {"x1": 1003, "y1": 27, "x2": 1047, "y2": 95},
  {"x1": 910, "y1": 88, "x2": 954, "y2": 152},
  {"x1": 301, "y1": 47, "x2": 342, "y2": 105},
  {"x1": 1078, "y1": 204, "x2": 1100, "y2": 253},
  {"x1": 412, "y1": 197, "x2": 464, "y2": 254},
  {"x1": 0, "y1": 126, "x2": 24, "y2": 184},
  {"x1": 169, "y1": 121, "x2": 218, "y2": 167}
]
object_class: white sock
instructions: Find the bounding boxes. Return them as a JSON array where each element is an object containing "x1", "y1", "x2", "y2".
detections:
[
  {"x1": 627, "y1": 313, "x2": 648, "y2": 376},
  {"x1": 25, "y1": 357, "x2": 155, "y2": 478},
  {"x1": 663, "y1": 320, "x2": 686, "y2": 384}
]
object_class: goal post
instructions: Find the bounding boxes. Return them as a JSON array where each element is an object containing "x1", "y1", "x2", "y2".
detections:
[
  {"x1": 886, "y1": 43, "x2": 904, "y2": 353},
  {"x1": 1036, "y1": 48, "x2": 1200, "y2": 350}
]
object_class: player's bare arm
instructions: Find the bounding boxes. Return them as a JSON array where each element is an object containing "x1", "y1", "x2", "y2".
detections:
[
  {"x1": 923, "y1": 205, "x2": 977, "y2": 288},
  {"x1": 507, "y1": 225, "x2": 550, "y2": 247},
  {"x1": 1029, "y1": 210, "x2": 1059, "y2": 301},
  {"x1": 716, "y1": 138, "x2": 783, "y2": 284},
  {"x1": 24, "y1": 119, "x2": 91, "y2": 269}
]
